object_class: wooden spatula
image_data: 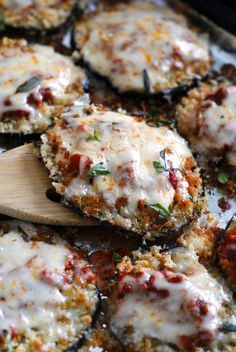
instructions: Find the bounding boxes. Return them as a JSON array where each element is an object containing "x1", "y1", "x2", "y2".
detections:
[{"x1": 0, "y1": 143, "x2": 98, "y2": 226}]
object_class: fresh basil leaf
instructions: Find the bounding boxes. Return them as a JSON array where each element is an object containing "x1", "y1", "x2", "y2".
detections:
[
  {"x1": 0, "y1": 12, "x2": 5, "y2": 31},
  {"x1": 16, "y1": 76, "x2": 43, "y2": 93},
  {"x1": 142, "y1": 69, "x2": 151, "y2": 93},
  {"x1": 85, "y1": 163, "x2": 110, "y2": 178},
  {"x1": 217, "y1": 170, "x2": 229, "y2": 184},
  {"x1": 153, "y1": 161, "x2": 165, "y2": 173},
  {"x1": 86, "y1": 130, "x2": 101, "y2": 142},
  {"x1": 113, "y1": 252, "x2": 122, "y2": 264},
  {"x1": 149, "y1": 203, "x2": 171, "y2": 218},
  {"x1": 219, "y1": 322, "x2": 236, "y2": 332}
]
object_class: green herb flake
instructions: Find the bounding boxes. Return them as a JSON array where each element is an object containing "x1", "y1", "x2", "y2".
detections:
[
  {"x1": 220, "y1": 115, "x2": 224, "y2": 119},
  {"x1": 86, "y1": 130, "x2": 101, "y2": 142},
  {"x1": 113, "y1": 252, "x2": 122, "y2": 264},
  {"x1": 149, "y1": 203, "x2": 171, "y2": 218},
  {"x1": 217, "y1": 170, "x2": 229, "y2": 184},
  {"x1": 153, "y1": 161, "x2": 165, "y2": 173},
  {"x1": 16, "y1": 76, "x2": 43, "y2": 93},
  {"x1": 146, "y1": 116, "x2": 175, "y2": 129},
  {"x1": 85, "y1": 163, "x2": 110, "y2": 178},
  {"x1": 0, "y1": 11, "x2": 5, "y2": 31}
]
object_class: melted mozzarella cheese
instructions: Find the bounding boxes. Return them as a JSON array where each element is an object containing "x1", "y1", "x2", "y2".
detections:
[
  {"x1": 0, "y1": 39, "x2": 85, "y2": 133},
  {"x1": 53, "y1": 110, "x2": 192, "y2": 217},
  {"x1": 201, "y1": 86, "x2": 236, "y2": 166},
  {"x1": 1, "y1": 0, "x2": 59, "y2": 6},
  {"x1": 178, "y1": 83, "x2": 236, "y2": 166},
  {"x1": 0, "y1": 229, "x2": 98, "y2": 350},
  {"x1": 111, "y1": 251, "x2": 230, "y2": 347},
  {"x1": 0, "y1": 231, "x2": 68, "y2": 333},
  {"x1": 75, "y1": 1, "x2": 209, "y2": 92},
  {"x1": 0, "y1": 0, "x2": 75, "y2": 29}
]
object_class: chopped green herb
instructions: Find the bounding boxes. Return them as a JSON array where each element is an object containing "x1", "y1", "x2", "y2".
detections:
[
  {"x1": 153, "y1": 161, "x2": 165, "y2": 173},
  {"x1": 113, "y1": 252, "x2": 122, "y2": 264},
  {"x1": 86, "y1": 130, "x2": 101, "y2": 142},
  {"x1": 146, "y1": 116, "x2": 175, "y2": 129},
  {"x1": 16, "y1": 76, "x2": 43, "y2": 93},
  {"x1": 146, "y1": 118, "x2": 165, "y2": 127},
  {"x1": 217, "y1": 170, "x2": 229, "y2": 184},
  {"x1": 154, "y1": 149, "x2": 181, "y2": 173},
  {"x1": 0, "y1": 11, "x2": 5, "y2": 31},
  {"x1": 142, "y1": 69, "x2": 151, "y2": 93},
  {"x1": 220, "y1": 115, "x2": 224, "y2": 119},
  {"x1": 85, "y1": 163, "x2": 110, "y2": 178},
  {"x1": 149, "y1": 203, "x2": 171, "y2": 218},
  {"x1": 219, "y1": 322, "x2": 236, "y2": 332}
]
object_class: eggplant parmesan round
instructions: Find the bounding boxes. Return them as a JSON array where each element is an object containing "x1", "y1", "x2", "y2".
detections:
[
  {"x1": 0, "y1": 0, "x2": 76, "y2": 32},
  {"x1": 0, "y1": 221, "x2": 99, "y2": 351},
  {"x1": 109, "y1": 246, "x2": 236, "y2": 352},
  {"x1": 0, "y1": 37, "x2": 86, "y2": 134},
  {"x1": 177, "y1": 81, "x2": 236, "y2": 166},
  {"x1": 41, "y1": 105, "x2": 203, "y2": 238},
  {"x1": 75, "y1": 1, "x2": 210, "y2": 94}
]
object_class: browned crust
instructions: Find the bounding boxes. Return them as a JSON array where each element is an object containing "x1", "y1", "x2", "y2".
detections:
[{"x1": 41, "y1": 109, "x2": 204, "y2": 240}]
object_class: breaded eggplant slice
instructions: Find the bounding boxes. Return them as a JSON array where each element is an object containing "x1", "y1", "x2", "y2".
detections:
[
  {"x1": 218, "y1": 215, "x2": 236, "y2": 293},
  {"x1": 0, "y1": 37, "x2": 86, "y2": 134},
  {"x1": 0, "y1": 0, "x2": 76, "y2": 32},
  {"x1": 177, "y1": 211, "x2": 218, "y2": 261},
  {"x1": 177, "y1": 80, "x2": 236, "y2": 167},
  {"x1": 0, "y1": 221, "x2": 99, "y2": 351},
  {"x1": 74, "y1": 1, "x2": 210, "y2": 94},
  {"x1": 41, "y1": 105, "x2": 203, "y2": 238},
  {"x1": 109, "y1": 246, "x2": 236, "y2": 352}
]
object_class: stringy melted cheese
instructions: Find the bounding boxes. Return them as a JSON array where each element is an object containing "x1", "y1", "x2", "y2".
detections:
[
  {"x1": 0, "y1": 38, "x2": 85, "y2": 133},
  {"x1": 111, "y1": 251, "x2": 230, "y2": 348},
  {"x1": 50, "y1": 109, "x2": 192, "y2": 218},
  {"x1": 75, "y1": 1, "x2": 209, "y2": 93},
  {"x1": 0, "y1": 229, "x2": 98, "y2": 350}
]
